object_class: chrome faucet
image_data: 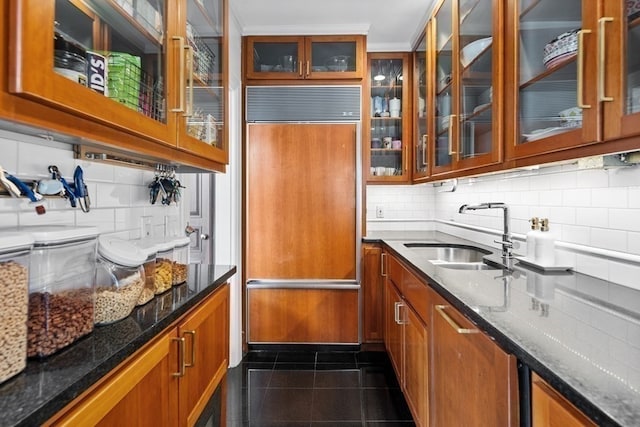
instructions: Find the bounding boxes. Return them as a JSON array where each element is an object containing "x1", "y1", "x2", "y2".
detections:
[{"x1": 459, "y1": 202, "x2": 513, "y2": 260}]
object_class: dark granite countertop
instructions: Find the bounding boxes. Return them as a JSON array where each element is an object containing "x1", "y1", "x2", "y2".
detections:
[
  {"x1": 0, "y1": 264, "x2": 236, "y2": 427},
  {"x1": 366, "y1": 231, "x2": 640, "y2": 427}
]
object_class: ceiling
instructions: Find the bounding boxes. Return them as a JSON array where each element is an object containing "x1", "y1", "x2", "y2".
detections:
[{"x1": 231, "y1": 0, "x2": 437, "y2": 52}]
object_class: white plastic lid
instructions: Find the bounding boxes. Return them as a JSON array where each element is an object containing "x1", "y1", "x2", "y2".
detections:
[
  {"x1": 0, "y1": 231, "x2": 34, "y2": 252},
  {"x1": 152, "y1": 237, "x2": 175, "y2": 253},
  {"x1": 132, "y1": 238, "x2": 159, "y2": 257},
  {"x1": 21, "y1": 225, "x2": 100, "y2": 245},
  {"x1": 172, "y1": 236, "x2": 191, "y2": 248},
  {"x1": 98, "y1": 236, "x2": 147, "y2": 267}
]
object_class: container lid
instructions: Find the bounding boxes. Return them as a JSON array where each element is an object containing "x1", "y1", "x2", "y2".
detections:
[
  {"x1": 131, "y1": 238, "x2": 159, "y2": 257},
  {"x1": 98, "y1": 236, "x2": 147, "y2": 267},
  {"x1": 151, "y1": 237, "x2": 175, "y2": 253},
  {"x1": 0, "y1": 231, "x2": 34, "y2": 252},
  {"x1": 172, "y1": 236, "x2": 191, "y2": 248},
  {"x1": 21, "y1": 225, "x2": 100, "y2": 245}
]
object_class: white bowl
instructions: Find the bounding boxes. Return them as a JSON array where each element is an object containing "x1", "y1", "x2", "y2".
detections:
[{"x1": 460, "y1": 37, "x2": 492, "y2": 68}]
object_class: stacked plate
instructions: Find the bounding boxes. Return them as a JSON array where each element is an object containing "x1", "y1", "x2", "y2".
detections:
[{"x1": 543, "y1": 29, "x2": 579, "y2": 69}]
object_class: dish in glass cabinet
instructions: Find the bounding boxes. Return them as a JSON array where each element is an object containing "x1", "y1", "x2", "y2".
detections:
[
  {"x1": 460, "y1": 37, "x2": 492, "y2": 68},
  {"x1": 628, "y1": 0, "x2": 640, "y2": 20},
  {"x1": 522, "y1": 126, "x2": 568, "y2": 141},
  {"x1": 543, "y1": 29, "x2": 578, "y2": 69}
]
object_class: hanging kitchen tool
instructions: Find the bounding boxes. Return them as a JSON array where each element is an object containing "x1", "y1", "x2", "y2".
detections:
[
  {"x1": 48, "y1": 165, "x2": 77, "y2": 208},
  {"x1": 0, "y1": 165, "x2": 23, "y2": 198},
  {"x1": 0, "y1": 165, "x2": 46, "y2": 214},
  {"x1": 74, "y1": 166, "x2": 90, "y2": 212}
]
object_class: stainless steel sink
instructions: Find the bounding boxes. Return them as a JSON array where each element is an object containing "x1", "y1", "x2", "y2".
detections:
[
  {"x1": 404, "y1": 243, "x2": 491, "y2": 263},
  {"x1": 437, "y1": 262, "x2": 494, "y2": 270}
]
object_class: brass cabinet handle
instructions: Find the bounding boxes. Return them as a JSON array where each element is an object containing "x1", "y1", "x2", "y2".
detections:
[
  {"x1": 435, "y1": 305, "x2": 478, "y2": 334},
  {"x1": 422, "y1": 134, "x2": 428, "y2": 167},
  {"x1": 306, "y1": 60, "x2": 310, "y2": 77},
  {"x1": 171, "y1": 36, "x2": 186, "y2": 113},
  {"x1": 184, "y1": 45, "x2": 194, "y2": 117},
  {"x1": 381, "y1": 252, "x2": 387, "y2": 276},
  {"x1": 183, "y1": 330, "x2": 196, "y2": 368},
  {"x1": 394, "y1": 301, "x2": 402, "y2": 324},
  {"x1": 598, "y1": 17, "x2": 614, "y2": 102},
  {"x1": 298, "y1": 60, "x2": 303, "y2": 77},
  {"x1": 448, "y1": 115, "x2": 456, "y2": 155},
  {"x1": 171, "y1": 337, "x2": 186, "y2": 377},
  {"x1": 577, "y1": 29, "x2": 591, "y2": 109}
]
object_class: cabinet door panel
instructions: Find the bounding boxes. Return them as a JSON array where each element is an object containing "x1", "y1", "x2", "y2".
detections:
[
  {"x1": 305, "y1": 35, "x2": 365, "y2": 79},
  {"x1": 431, "y1": 298, "x2": 517, "y2": 426},
  {"x1": 9, "y1": 0, "x2": 173, "y2": 146},
  {"x1": 245, "y1": 36, "x2": 306, "y2": 79},
  {"x1": 363, "y1": 244, "x2": 384, "y2": 342},
  {"x1": 532, "y1": 373, "x2": 596, "y2": 427},
  {"x1": 384, "y1": 280, "x2": 404, "y2": 383},
  {"x1": 404, "y1": 307, "x2": 428, "y2": 427},
  {"x1": 179, "y1": 284, "x2": 229, "y2": 427},
  {"x1": 48, "y1": 329, "x2": 179, "y2": 427}
]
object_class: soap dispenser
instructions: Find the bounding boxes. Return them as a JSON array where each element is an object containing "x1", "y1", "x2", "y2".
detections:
[
  {"x1": 535, "y1": 218, "x2": 555, "y2": 266},
  {"x1": 526, "y1": 217, "x2": 540, "y2": 260}
]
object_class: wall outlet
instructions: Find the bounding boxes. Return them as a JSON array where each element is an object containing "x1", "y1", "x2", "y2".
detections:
[{"x1": 376, "y1": 206, "x2": 384, "y2": 218}]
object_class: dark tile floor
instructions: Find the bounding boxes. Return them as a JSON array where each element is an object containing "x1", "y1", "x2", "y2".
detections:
[{"x1": 226, "y1": 350, "x2": 416, "y2": 427}]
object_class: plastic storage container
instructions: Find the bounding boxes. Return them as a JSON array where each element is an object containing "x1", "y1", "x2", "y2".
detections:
[
  {"x1": 131, "y1": 238, "x2": 158, "y2": 306},
  {"x1": 95, "y1": 236, "x2": 146, "y2": 325},
  {"x1": 25, "y1": 226, "x2": 98, "y2": 358},
  {"x1": 172, "y1": 236, "x2": 190, "y2": 285},
  {"x1": 154, "y1": 238, "x2": 174, "y2": 294},
  {"x1": 0, "y1": 232, "x2": 33, "y2": 383}
]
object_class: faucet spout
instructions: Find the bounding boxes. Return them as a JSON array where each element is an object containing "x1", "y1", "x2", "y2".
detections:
[{"x1": 458, "y1": 202, "x2": 513, "y2": 260}]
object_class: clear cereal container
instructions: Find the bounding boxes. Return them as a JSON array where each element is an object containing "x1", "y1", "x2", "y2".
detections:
[
  {"x1": 24, "y1": 226, "x2": 98, "y2": 358},
  {"x1": 171, "y1": 236, "x2": 190, "y2": 285},
  {"x1": 153, "y1": 238, "x2": 174, "y2": 294},
  {"x1": 131, "y1": 238, "x2": 158, "y2": 306},
  {"x1": 0, "y1": 232, "x2": 33, "y2": 383},
  {"x1": 95, "y1": 236, "x2": 146, "y2": 325}
]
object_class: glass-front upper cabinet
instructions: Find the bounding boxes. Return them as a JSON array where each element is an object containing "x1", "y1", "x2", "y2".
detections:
[
  {"x1": 430, "y1": 0, "x2": 502, "y2": 177},
  {"x1": 177, "y1": 0, "x2": 227, "y2": 164},
  {"x1": 413, "y1": 31, "x2": 429, "y2": 182},
  {"x1": 504, "y1": 0, "x2": 598, "y2": 160},
  {"x1": 366, "y1": 52, "x2": 411, "y2": 183},
  {"x1": 245, "y1": 35, "x2": 365, "y2": 80},
  {"x1": 9, "y1": 0, "x2": 171, "y2": 145},
  {"x1": 602, "y1": 2, "x2": 640, "y2": 141}
]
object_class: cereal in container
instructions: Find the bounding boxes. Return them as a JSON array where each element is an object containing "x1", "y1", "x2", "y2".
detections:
[
  {"x1": 0, "y1": 232, "x2": 33, "y2": 382},
  {"x1": 131, "y1": 238, "x2": 158, "y2": 306},
  {"x1": 171, "y1": 236, "x2": 190, "y2": 285},
  {"x1": 153, "y1": 238, "x2": 174, "y2": 294}
]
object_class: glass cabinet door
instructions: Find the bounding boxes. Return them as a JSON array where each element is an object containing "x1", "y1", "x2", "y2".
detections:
[
  {"x1": 602, "y1": 1, "x2": 640, "y2": 140},
  {"x1": 178, "y1": 0, "x2": 227, "y2": 161},
  {"x1": 10, "y1": 0, "x2": 170, "y2": 143},
  {"x1": 505, "y1": 0, "x2": 598, "y2": 159},
  {"x1": 246, "y1": 37, "x2": 304, "y2": 79},
  {"x1": 413, "y1": 32, "x2": 429, "y2": 180},
  {"x1": 305, "y1": 36, "x2": 364, "y2": 79},
  {"x1": 457, "y1": 0, "x2": 495, "y2": 163},
  {"x1": 432, "y1": 0, "x2": 454, "y2": 173},
  {"x1": 367, "y1": 53, "x2": 410, "y2": 183}
]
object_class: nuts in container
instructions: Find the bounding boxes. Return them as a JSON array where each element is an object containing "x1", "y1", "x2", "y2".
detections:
[
  {"x1": 131, "y1": 238, "x2": 159, "y2": 306},
  {"x1": 0, "y1": 232, "x2": 33, "y2": 383},
  {"x1": 95, "y1": 236, "x2": 147, "y2": 325},
  {"x1": 23, "y1": 226, "x2": 99, "y2": 358},
  {"x1": 172, "y1": 236, "x2": 190, "y2": 285}
]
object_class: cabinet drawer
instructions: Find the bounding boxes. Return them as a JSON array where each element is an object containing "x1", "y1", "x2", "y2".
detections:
[
  {"x1": 387, "y1": 254, "x2": 404, "y2": 288},
  {"x1": 401, "y1": 268, "x2": 429, "y2": 323}
]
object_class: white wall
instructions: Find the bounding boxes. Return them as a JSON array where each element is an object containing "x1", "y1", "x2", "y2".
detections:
[
  {"x1": 366, "y1": 160, "x2": 640, "y2": 291},
  {"x1": 0, "y1": 130, "x2": 185, "y2": 237}
]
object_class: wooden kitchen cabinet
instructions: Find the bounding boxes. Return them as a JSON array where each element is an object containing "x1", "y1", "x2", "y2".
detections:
[
  {"x1": 413, "y1": 29, "x2": 430, "y2": 182},
  {"x1": 365, "y1": 52, "x2": 411, "y2": 183},
  {"x1": 531, "y1": 372, "x2": 596, "y2": 427},
  {"x1": 5, "y1": 0, "x2": 228, "y2": 168},
  {"x1": 383, "y1": 254, "x2": 429, "y2": 427},
  {"x1": 244, "y1": 35, "x2": 365, "y2": 80},
  {"x1": 45, "y1": 284, "x2": 229, "y2": 427},
  {"x1": 428, "y1": 0, "x2": 503, "y2": 178},
  {"x1": 430, "y1": 289, "x2": 518, "y2": 427},
  {"x1": 362, "y1": 243, "x2": 384, "y2": 342}
]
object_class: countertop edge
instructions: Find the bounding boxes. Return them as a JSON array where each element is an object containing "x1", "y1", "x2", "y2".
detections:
[{"x1": 11, "y1": 265, "x2": 236, "y2": 427}]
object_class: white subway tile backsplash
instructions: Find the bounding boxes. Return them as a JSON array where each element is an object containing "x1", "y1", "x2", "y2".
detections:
[
  {"x1": 562, "y1": 188, "x2": 591, "y2": 207},
  {"x1": 610, "y1": 209, "x2": 640, "y2": 232},
  {"x1": 78, "y1": 161, "x2": 114, "y2": 182},
  {"x1": 627, "y1": 232, "x2": 640, "y2": 255},
  {"x1": 576, "y1": 169, "x2": 609, "y2": 189},
  {"x1": 561, "y1": 224, "x2": 591, "y2": 245},
  {"x1": 0, "y1": 213, "x2": 18, "y2": 227},
  {"x1": 75, "y1": 208, "x2": 115, "y2": 233},
  {"x1": 609, "y1": 261, "x2": 640, "y2": 291},
  {"x1": 0, "y1": 136, "x2": 18, "y2": 172},
  {"x1": 94, "y1": 183, "x2": 132, "y2": 208},
  {"x1": 19, "y1": 209, "x2": 75, "y2": 226},
  {"x1": 590, "y1": 228, "x2": 627, "y2": 252},
  {"x1": 576, "y1": 207, "x2": 609, "y2": 228},
  {"x1": 629, "y1": 187, "x2": 640, "y2": 209},
  {"x1": 17, "y1": 141, "x2": 74, "y2": 178},
  {"x1": 591, "y1": 187, "x2": 628, "y2": 209}
]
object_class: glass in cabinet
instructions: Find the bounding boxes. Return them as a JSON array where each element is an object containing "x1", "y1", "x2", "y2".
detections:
[
  {"x1": 601, "y1": 1, "x2": 640, "y2": 141},
  {"x1": 430, "y1": 0, "x2": 502, "y2": 176},
  {"x1": 505, "y1": 0, "x2": 598, "y2": 160},
  {"x1": 366, "y1": 53, "x2": 410, "y2": 182},
  {"x1": 413, "y1": 31, "x2": 429, "y2": 181},
  {"x1": 177, "y1": 0, "x2": 227, "y2": 163},
  {"x1": 245, "y1": 35, "x2": 365, "y2": 80},
  {"x1": 9, "y1": 0, "x2": 171, "y2": 145}
]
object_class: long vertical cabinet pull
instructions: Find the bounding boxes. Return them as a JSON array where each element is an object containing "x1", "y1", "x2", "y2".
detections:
[
  {"x1": 298, "y1": 60, "x2": 303, "y2": 77},
  {"x1": 435, "y1": 305, "x2": 478, "y2": 334},
  {"x1": 598, "y1": 17, "x2": 614, "y2": 102},
  {"x1": 185, "y1": 45, "x2": 194, "y2": 117},
  {"x1": 381, "y1": 253, "x2": 387, "y2": 276},
  {"x1": 171, "y1": 36, "x2": 186, "y2": 113},
  {"x1": 394, "y1": 302, "x2": 403, "y2": 324},
  {"x1": 448, "y1": 115, "x2": 457, "y2": 155},
  {"x1": 306, "y1": 61, "x2": 310, "y2": 77},
  {"x1": 183, "y1": 330, "x2": 196, "y2": 368},
  {"x1": 171, "y1": 337, "x2": 186, "y2": 377},
  {"x1": 577, "y1": 29, "x2": 591, "y2": 109}
]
